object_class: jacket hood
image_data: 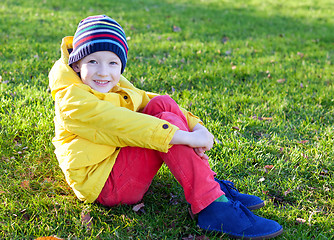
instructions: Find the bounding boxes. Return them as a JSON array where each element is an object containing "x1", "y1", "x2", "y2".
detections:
[{"x1": 49, "y1": 36, "x2": 83, "y2": 99}]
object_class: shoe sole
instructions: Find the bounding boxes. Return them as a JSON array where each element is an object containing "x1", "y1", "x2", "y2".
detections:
[
  {"x1": 247, "y1": 201, "x2": 265, "y2": 210},
  {"x1": 201, "y1": 226, "x2": 283, "y2": 240},
  {"x1": 227, "y1": 227, "x2": 283, "y2": 240}
]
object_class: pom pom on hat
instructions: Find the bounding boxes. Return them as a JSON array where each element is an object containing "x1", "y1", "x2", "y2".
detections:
[{"x1": 68, "y1": 15, "x2": 128, "y2": 73}]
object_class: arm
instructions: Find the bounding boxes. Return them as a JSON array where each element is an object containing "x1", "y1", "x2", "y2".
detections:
[{"x1": 56, "y1": 85, "x2": 179, "y2": 152}]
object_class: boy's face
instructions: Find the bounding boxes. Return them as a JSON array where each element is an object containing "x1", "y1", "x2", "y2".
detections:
[{"x1": 72, "y1": 51, "x2": 122, "y2": 93}]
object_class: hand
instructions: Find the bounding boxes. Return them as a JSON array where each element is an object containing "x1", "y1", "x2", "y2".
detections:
[
  {"x1": 194, "y1": 147, "x2": 209, "y2": 160},
  {"x1": 170, "y1": 124, "x2": 214, "y2": 151},
  {"x1": 190, "y1": 124, "x2": 215, "y2": 151}
]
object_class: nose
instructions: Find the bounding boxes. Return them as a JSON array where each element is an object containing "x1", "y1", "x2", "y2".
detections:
[{"x1": 97, "y1": 63, "x2": 109, "y2": 77}]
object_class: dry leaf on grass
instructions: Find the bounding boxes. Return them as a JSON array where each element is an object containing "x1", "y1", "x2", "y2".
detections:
[
  {"x1": 188, "y1": 207, "x2": 195, "y2": 221},
  {"x1": 297, "y1": 52, "x2": 305, "y2": 58},
  {"x1": 264, "y1": 165, "x2": 274, "y2": 173},
  {"x1": 183, "y1": 235, "x2": 210, "y2": 240},
  {"x1": 20, "y1": 180, "x2": 30, "y2": 189},
  {"x1": 264, "y1": 165, "x2": 274, "y2": 170},
  {"x1": 296, "y1": 218, "x2": 306, "y2": 224},
  {"x1": 81, "y1": 210, "x2": 92, "y2": 231},
  {"x1": 284, "y1": 189, "x2": 293, "y2": 196},
  {"x1": 35, "y1": 237, "x2": 63, "y2": 240},
  {"x1": 221, "y1": 36, "x2": 229, "y2": 44},
  {"x1": 258, "y1": 117, "x2": 273, "y2": 121},
  {"x1": 132, "y1": 202, "x2": 145, "y2": 212},
  {"x1": 172, "y1": 25, "x2": 182, "y2": 32}
]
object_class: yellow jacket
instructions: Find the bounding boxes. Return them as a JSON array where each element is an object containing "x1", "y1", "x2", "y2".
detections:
[{"x1": 49, "y1": 37, "x2": 202, "y2": 203}]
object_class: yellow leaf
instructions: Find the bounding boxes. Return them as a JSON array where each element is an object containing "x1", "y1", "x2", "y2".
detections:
[{"x1": 35, "y1": 237, "x2": 63, "y2": 240}]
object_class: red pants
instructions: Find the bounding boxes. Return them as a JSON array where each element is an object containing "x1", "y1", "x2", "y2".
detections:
[{"x1": 96, "y1": 95, "x2": 224, "y2": 214}]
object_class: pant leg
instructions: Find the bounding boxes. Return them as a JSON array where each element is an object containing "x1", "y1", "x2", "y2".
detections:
[
  {"x1": 143, "y1": 95, "x2": 224, "y2": 213},
  {"x1": 96, "y1": 146, "x2": 162, "y2": 206}
]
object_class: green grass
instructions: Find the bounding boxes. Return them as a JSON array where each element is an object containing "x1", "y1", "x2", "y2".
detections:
[{"x1": 0, "y1": 0, "x2": 333, "y2": 239}]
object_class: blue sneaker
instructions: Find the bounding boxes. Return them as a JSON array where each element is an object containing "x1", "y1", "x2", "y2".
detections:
[
  {"x1": 198, "y1": 200, "x2": 283, "y2": 239},
  {"x1": 215, "y1": 178, "x2": 265, "y2": 210}
]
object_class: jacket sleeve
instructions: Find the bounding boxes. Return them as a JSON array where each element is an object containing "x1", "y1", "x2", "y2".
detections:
[
  {"x1": 55, "y1": 85, "x2": 179, "y2": 153},
  {"x1": 179, "y1": 107, "x2": 203, "y2": 131}
]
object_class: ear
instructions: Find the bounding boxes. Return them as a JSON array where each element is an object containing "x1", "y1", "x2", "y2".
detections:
[{"x1": 72, "y1": 62, "x2": 81, "y2": 73}]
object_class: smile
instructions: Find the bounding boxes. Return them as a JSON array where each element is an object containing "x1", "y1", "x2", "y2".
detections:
[{"x1": 94, "y1": 80, "x2": 110, "y2": 85}]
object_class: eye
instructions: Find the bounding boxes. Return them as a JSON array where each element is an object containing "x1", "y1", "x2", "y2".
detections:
[
  {"x1": 110, "y1": 61, "x2": 118, "y2": 65},
  {"x1": 88, "y1": 60, "x2": 97, "y2": 64}
]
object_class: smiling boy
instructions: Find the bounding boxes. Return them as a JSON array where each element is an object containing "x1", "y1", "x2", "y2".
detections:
[{"x1": 49, "y1": 15, "x2": 283, "y2": 239}]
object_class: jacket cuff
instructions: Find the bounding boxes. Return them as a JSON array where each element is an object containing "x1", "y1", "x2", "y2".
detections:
[{"x1": 150, "y1": 122, "x2": 179, "y2": 153}]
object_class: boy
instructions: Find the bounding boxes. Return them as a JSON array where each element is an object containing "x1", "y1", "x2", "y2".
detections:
[{"x1": 49, "y1": 15, "x2": 283, "y2": 239}]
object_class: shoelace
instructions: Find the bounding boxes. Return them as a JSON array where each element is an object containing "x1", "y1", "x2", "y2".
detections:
[
  {"x1": 220, "y1": 180, "x2": 240, "y2": 195},
  {"x1": 232, "y1": 200, "x2": 254, "y2": 222},
  {"x1": 232, "y1": 200, "x2": 245, "y2": 218},
  {"x1": 233, "y1": 199, "x2": 241, "y2": 209}
]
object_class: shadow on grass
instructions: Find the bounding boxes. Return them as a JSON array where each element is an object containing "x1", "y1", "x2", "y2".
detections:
[{"x1": 1, "y1": 0, "x2": 333, "y2": 49}]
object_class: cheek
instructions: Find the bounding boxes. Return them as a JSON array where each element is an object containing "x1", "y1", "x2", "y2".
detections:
[
  {"x1": 113, "y1": 73, "x2": 121, "y2": 82},
  {"x1": 111, "y1": 68, "x2": 121, "y2": 79},
  {"x1": 80, "y1": 67, "x2": 93, "y2": 82}
]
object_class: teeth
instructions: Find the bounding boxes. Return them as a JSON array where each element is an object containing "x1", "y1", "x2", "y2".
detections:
[{"x1": 95, "y1": 80, "x2": 109, "y2": 84}]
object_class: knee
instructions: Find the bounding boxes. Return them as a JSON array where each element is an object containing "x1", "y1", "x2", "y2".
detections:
[
  {"x1": 144, "y1": 95, "x2": 177, "y2": 115},
  {"x1": 150, "y1": 95, "x2": 174, "y2": 106},
  {"x1": 151, "y1": 95, "x2": 178, "y2": 110}
]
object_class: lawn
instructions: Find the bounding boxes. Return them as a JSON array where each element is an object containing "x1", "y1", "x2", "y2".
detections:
[{"x1": 0, "y1": 0, "x2": 333, "y2": 239}]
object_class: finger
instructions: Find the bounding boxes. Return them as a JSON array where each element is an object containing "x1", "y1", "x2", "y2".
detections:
[
  {"x1": 194, "y1": 148, "x2": 200, "y2": 154},
  {"x1": 204, "y1": 143, "x2": 213, "y2": 151},
  {"x1": 198, "y1": 147, "x2": 205, "y2": 153},
  {"x1": 201, "y1": 154, "x2": 209, "y2": 160},
  {"x1": 194, "y1": 148, "x2": 203, "y2": 157}
]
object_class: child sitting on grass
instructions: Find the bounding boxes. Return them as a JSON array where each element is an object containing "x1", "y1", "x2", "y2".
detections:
[{"x1": 49, "y1": 15, "x2": 283, "y2": 239}]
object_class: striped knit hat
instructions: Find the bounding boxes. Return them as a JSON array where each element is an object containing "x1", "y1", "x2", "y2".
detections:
[{"x1": 68, "y1": 15, "x2": 128, "y2": 73}]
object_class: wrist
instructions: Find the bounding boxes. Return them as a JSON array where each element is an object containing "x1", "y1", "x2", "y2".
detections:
[
  {"x1": 192, "y1": 123, "x2": 204, "y2": 132},
  {"x1": 170, "y1": 130, "x2": 192, "y2": 145}
]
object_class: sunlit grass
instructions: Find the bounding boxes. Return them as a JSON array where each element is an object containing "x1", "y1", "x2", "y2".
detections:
[{"x1": 0, "y1": 0, "x2": 333, "y2": 239}]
